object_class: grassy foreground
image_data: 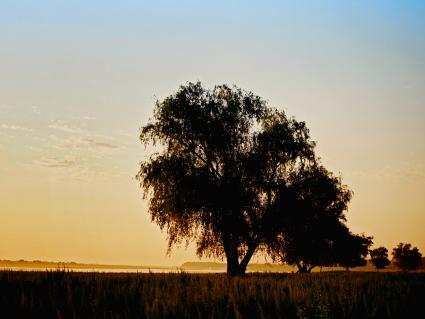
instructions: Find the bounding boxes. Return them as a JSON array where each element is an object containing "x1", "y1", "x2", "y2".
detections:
[{"x1": 1, "y1": 271, "x2": 424, "y2": 319}]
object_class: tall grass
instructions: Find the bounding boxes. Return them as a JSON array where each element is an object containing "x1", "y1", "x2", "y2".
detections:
[{"x1": 1, "y1": 270, "x2": 424, "y2": 318}]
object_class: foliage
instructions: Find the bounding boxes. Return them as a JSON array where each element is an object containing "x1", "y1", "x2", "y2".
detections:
[
  {"x1": 369, "y1": 247, "x2": 390, "y2": 271},
  {"x1": 137, "y1": 82, "x2": 374, "y2": 276},
  {"x1": 333, "y1": 232, "x2": 373, "y2": 270},
  {"x1": 137, "y1": 82, "x2": 316, "y2": 276},
  {"x1": 266, "y1": 164, "x2": 371, "y2": 273},
  {"x1": 268, "y1": 165, "x2": 351, "y2": 272},
  {"x1": 392, "y1": 243, "x2": 422, "y2": 271},
  {"x1": 1, "y1": 270, "x2": 425, "y2": 319}
]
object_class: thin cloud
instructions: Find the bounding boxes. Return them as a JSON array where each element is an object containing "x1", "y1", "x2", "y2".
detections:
[
  {"x1": 1, "y1": 124, "x2": 33, "y2": 132},
  {"x1": 48, "y1": 123, "x2": 85, "y2": 134},
  {"x1": 72, "y1": 115, "x2": 96, "y2": 121},
  {"x1": 47, "y1": 135, "x2": 118, "y2": 150},
  {"x1": 33, "y1": 157, "x2": 76, "y2": 168},
  {"x1": 82, "y1": 138, "x2": 118, "y2": 149},
  {"x1": 0, "y1": 104, "x2": 11, "y2": 109}
]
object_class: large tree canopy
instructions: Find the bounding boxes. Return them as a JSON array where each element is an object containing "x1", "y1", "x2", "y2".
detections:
[
  {"x1": 137, "y1": 82, "x2": 367, "y2": 276},
  {"x1": 137, "y1": 82, "x2": 316, "y2": 276}
]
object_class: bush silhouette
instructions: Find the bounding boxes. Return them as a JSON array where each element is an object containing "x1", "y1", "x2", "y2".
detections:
[
  {"x1": 392, "y1": 243, "x2": 422, "y2": 271},
  {"x1": 370, "y1": 247, "x2": 390, "y2": 271}
]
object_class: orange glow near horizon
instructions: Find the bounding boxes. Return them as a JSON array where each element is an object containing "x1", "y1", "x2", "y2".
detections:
[{"x1": 1, "y1": 1, "x2": 424, "y2": 266}]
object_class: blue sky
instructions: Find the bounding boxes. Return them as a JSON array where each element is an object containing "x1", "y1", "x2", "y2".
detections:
[{"x1": 1, "y1": 1, "x2": 424, "y2": 265}]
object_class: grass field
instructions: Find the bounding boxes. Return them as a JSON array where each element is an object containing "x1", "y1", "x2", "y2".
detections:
[{"x1": 1, "y1": 270, "x2": 424, "y2": 319}]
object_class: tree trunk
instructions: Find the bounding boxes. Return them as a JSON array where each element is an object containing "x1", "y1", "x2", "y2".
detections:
[
  {"x1": 226, "y1": 257, "x2": 240, "y2": 276},
  {"x1": 223, "y1": 235, "x2": 240, "y2": 276},
  {"x1": 222, "y1": 235, "x2": 257, "y2": 277},
  {"x1": 238, "y1": 244, "x2": 257, "y2": 276},
  {"x1": 296, "y1": 261, "x2": 308, "y2": 273}
]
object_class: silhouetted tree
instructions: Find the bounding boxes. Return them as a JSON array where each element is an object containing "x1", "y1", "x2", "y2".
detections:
[
  {"x1": 369, "y1": 247, "x2": 390, "y2": 271},
  {"x1": 335, "y1": 232, "x2": 373, "y2": 270},
  {"x1": 266, "y1": 164, "x2": 353, "y2": 273},
  {"x1": 392, "y1": 243, "x2": 422, "y2": 272},
  {"x1": 137, "y1": 82, "x2": 316, "y2": 276}
]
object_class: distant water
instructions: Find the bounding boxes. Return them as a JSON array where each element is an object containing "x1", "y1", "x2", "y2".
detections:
[{"x1": 0, "y1": 266, "x2": 225, "y2": 273}]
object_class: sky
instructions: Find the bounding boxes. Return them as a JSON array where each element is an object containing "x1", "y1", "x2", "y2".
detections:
[{"x1": 1, "y1": 0, "x2": 424, "y2": 266}]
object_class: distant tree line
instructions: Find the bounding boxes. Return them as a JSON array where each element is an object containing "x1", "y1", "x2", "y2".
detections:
[
  {"x1": 369, "y1": 243, "x2": 423, "y2": 272},
  {"x1": 137, "y1": 82, "x2": 420, "y2": 276}
]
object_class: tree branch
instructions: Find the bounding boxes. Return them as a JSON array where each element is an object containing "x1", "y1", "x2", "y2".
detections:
[{"x1": 179, "y1": 140, "x2": 222, "y2": 180}]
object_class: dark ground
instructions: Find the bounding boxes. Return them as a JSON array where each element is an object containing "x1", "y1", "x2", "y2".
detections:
[{"x1": 1, "y1": 270, "x2": 424, "y2": 319}]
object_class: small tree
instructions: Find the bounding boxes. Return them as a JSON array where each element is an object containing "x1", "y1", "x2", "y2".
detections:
[
  {"x1": 266, "y1": 164, "x2": 353, "y2": 273},
  {"x1": 370, "y1": 247, "x2": 390, "y2": 271},
  {"x1": 392, "y1": 243, "x2": 422, "y2": 272},
  {"x1": 335, "y1": 232, "x2": 373, "y2": 271}
]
